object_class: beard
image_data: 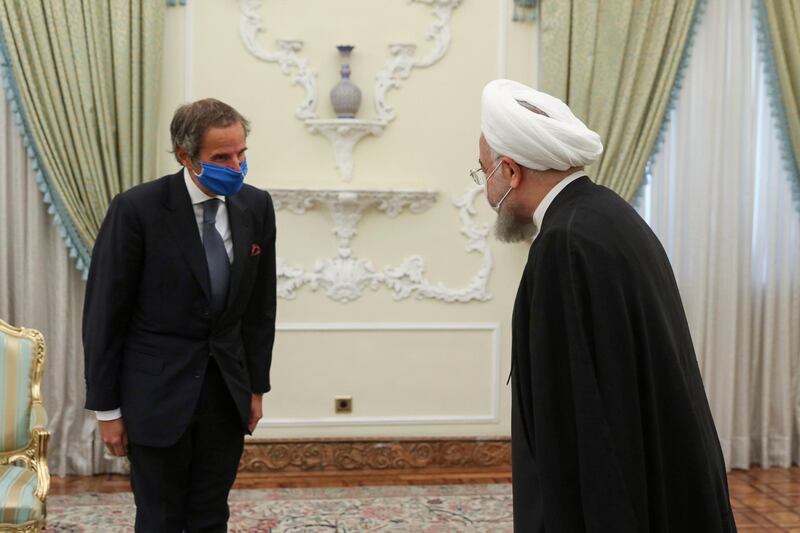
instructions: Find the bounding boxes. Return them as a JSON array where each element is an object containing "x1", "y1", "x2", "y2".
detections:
[{"x1": 494, "y1": 205, "x2": 536, "y2": 243}]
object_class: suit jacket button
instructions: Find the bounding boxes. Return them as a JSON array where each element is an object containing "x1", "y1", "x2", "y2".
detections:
[
  {"x1": 202, "y1": 309, "x2": 210, "y2": 318},
  {"x1": 194, "y1": 372, "x2": 201, "y2": 379}
]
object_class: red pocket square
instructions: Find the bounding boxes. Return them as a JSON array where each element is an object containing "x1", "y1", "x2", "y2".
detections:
[{"x1": 250, "y1": 243, "x2": 261, "y2": 256}]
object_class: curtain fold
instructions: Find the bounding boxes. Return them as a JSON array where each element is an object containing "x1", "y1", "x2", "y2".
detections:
[
  {"x1": 0, "y1": 0, "x2": 165, "y2": 275},
  {"x1": 539, "y1": 0, "x2": 702, "y2": 200},
  {"x1": 0, "y1": 0, "x2": 167, "y2": 474},
  {"x1": 0, "y1": 96, "x2": 122, "y2": 476},
  {"x1": 637, "y1": 0, "x2": 800, "y2": 469},
  {"x1": 758, "y1": 0, "x2": 800, "y2": 212}
]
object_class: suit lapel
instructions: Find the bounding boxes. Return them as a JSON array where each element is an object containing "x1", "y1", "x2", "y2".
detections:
[
  {"x1": 225, "y1": 194, "x2": 252, "y2": 312},
  {"x1": 164, "y1": 171, "x2": 213, "y2": 303}
]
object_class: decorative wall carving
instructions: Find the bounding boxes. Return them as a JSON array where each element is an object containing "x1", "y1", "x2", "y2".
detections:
[
  {"x1": 270, "y1": 185, "x2": 492, "y2": 303},
  {"x1": 373, "y1": 1, "x2": 462, "y2": 124},
  {"x1": 239, "y1": 437, "x2": 511, "y2": 473},
  {"x1": 239, "y1": 0, "x2": 462, "y2": 180},
  {"x1": 304, "y1": 119, "x2": 385, "y2": 180}
]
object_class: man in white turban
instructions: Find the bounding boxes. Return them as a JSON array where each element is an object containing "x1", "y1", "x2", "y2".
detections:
[{"x1": 476, "y1": 79, "x2": 735, "y2": 532}]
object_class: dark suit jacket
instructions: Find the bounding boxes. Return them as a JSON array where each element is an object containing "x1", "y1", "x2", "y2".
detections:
[
  {"x1": 83, "y1": 169, "x2": 277, "y2": 447},
  {"x1": 511, "y1": 177, "x2": 736, "y2": 532}
]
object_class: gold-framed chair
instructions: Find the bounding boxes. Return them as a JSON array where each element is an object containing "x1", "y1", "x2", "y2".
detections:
[{"x1": 0, "y1": 320, "x2": 49, "y2": 532}]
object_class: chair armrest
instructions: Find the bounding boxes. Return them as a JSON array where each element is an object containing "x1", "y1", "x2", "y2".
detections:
[
  {"x1": 28, "y1": 402, "x2": 50, "y2": 501},
  {"x1": 29, "y1": 402, "x2": 47, "y2": 433}
]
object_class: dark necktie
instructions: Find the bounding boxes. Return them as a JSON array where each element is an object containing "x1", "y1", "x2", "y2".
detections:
[{"x1": 202, "y1": 199, "x2": 230, "y2": 314}]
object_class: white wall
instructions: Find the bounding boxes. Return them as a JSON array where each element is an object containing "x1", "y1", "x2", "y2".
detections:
[{"x1": 156, "y1": 0, "x2": 538, "y2": 440}]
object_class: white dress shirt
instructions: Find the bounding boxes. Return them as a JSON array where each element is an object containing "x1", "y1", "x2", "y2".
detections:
[
  {"x1": 530, "y1": 171, "x2": 587, "y2": 242},
  {"x1": 95, "y1": 168, "x2": 233, "y2": 421},
  {"x1": 182, "y1": 168, "x2": 234, "y2": 263}
]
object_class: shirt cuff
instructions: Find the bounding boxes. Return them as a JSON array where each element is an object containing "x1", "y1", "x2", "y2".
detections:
[{"x1": 95, "y1": 408, "x2": 122, "y2": 421}]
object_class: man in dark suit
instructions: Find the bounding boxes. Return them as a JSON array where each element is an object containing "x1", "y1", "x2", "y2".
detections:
[
  {"x1": 83, "y1": 98, "x2": 276, "y2": 532},
  {"x1": 477, "y1": 79, "x2": 736, "y2": 531}
]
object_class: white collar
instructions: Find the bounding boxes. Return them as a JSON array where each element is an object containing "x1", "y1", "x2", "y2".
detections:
[
  {"x1": 183, "y1": 167, "x2": 226, "y2": 205},
  {"x1": 531, "y1": 171, "x2": 586, "y2": 239}
]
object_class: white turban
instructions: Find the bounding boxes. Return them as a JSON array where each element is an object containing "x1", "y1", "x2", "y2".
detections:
[{"x1": 481, "y1": 79, "x2": 603, "y2": 171}]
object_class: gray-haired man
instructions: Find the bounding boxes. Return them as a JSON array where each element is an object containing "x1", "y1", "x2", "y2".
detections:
[{"x1": 83, "y1": 98, "x2": 277, "y2": 532}]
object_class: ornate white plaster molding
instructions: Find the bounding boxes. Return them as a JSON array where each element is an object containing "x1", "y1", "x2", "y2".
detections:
[
  {"x1": 239, "y1": 0, "x2": 462, "y2": 180},
  {"x1": 304, "y1": 119, "x2": 385, "y2": 180},
  {"x1": 270, "y1": 186, "x2": 492, "y2": 303},
  {"x1": 374, "y1": 0, "x2": 463, "y2": 123},
  {"x1": 239, "y1": 3, "x2": 317, "y2": 120}
]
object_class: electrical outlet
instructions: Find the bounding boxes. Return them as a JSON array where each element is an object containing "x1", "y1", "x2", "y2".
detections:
[{"x1": 335, "y1": 396, "x2": 352, "y2": 414}]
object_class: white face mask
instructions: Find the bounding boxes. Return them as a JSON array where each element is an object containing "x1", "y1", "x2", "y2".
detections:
[
  {"x1": 483, "y1": 159, "x2": 512, "y2": 212},
  {"x1": 488, "y1": 185, "x2": 513, "y2": 213}
]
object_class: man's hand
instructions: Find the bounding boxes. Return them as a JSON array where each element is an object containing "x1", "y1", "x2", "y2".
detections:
[
  {"x1": 99, "y1": 418, "x2": 128, "y2": 456},
  {"x1": 248, "y1": 393, "x2": 264, "y2": 434}
]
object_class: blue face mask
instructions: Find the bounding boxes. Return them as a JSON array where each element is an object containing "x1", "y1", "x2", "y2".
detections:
[{"x1": 194, "y1": 159, "x2": 248, "y2": 196}]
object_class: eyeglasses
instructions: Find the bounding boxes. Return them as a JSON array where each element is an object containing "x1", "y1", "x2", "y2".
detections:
[{"x1": 469, "y1": 160, "x2": 503, "y2": 186}]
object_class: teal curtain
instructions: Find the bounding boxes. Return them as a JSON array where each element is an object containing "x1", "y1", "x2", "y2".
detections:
[{"x1": 0, "y1": 0, "x2": 166, "y2": 276}]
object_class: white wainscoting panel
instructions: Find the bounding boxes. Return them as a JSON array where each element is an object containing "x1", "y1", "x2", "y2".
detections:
[{"x1": 258, "y1": 322, "x2": 501, "y2": 429}]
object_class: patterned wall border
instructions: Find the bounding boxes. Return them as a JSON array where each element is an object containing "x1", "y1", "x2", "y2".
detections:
[{"x1": 239, "y1": 437, "x2": 511, "y2": 473}]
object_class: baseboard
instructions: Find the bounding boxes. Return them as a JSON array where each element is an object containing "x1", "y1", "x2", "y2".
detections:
[{"x1": 239, "y1": 437, "x2": 511, "y2": 474}]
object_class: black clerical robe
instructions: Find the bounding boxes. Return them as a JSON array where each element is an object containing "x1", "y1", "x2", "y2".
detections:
[{"x1": 511, "y1": 176, "x2": 736, "y2": 532}]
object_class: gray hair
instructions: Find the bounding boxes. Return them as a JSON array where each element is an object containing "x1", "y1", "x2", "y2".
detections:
[{"x1": 170, "y1": 98, "x2": 251, "y2": 166}]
